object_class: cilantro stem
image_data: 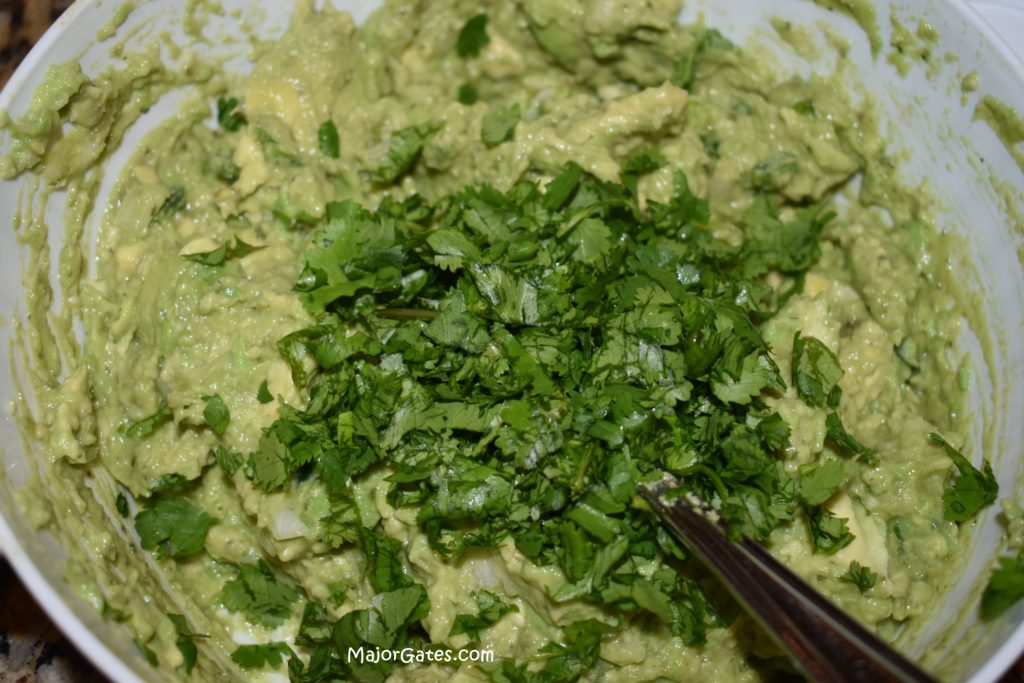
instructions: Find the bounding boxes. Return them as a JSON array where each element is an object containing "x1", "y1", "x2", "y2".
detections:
[
  {"x1": 677, "y1": 464, "x2": 730, "y2": 501},
  {"x1": 375, "y1": 308, "x2": 439, "y2": 321},
  {"x1": 573, "y1": 447, "x2": 594, "y2": 492}
]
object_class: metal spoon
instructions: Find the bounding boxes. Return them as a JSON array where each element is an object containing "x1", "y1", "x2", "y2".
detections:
[{"x1": 641, "y1": 477, "x2": 938, "y2": 683}]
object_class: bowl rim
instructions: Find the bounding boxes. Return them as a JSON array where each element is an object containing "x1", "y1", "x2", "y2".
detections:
[
  {"x1": 0, "y1": 0, "x2": 148, "y2": 677},
  {"x1": 940, "y1": 1, "x2": 1024, "y2": 677},
  {"x1": 1, "y1": 1, "x2": 1023, "y2": 682}
]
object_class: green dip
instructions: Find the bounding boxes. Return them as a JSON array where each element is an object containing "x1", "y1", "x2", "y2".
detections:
[{"x1": 1, "y1": 0, "x2": 980, "y2": 681}]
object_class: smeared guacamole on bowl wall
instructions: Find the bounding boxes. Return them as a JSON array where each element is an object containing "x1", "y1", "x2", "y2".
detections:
[{"x1": 1, "y1": 0, "x2": 989, "y2": 681}]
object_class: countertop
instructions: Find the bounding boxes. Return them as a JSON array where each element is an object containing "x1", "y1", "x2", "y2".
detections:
[{"x1": 1, "y1": 1, "x2": 1023, "y2": 682}]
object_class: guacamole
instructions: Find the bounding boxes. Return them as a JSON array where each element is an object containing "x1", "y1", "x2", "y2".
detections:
[{"x1": 2, "y1": 0, "x2": 981, "y2": 681}]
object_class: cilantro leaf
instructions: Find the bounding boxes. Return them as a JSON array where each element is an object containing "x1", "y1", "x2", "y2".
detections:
[
  {"x1": 825, "y1": 412, "x2": 877, "y2": 462},
  {"x1": 535, "y1": 620, "x2": 607, "y2": 683},
  {"x1": 134, "y1": 638, "x2": 159, "y2": 667},
  {"x1": 798, "y1": 458, "x2": 845, "y2": 507},
  {"x1": 620, "y1": 147, "x2": 665, "y2": 197},
  {"x1": 219, "y1": 560, "x2": 300, "y2": 628},
  {"x1": 154, "y1": 186, "x2": 186, "y2": 220},
  {"x1": 115, "y1": 492, "x2": 129, "y2": 517},
  {"x1": 167, "y1": 614, "x2": 206, "y2": 675},
  {"x1": 123, "y1": 405, "x2": 172, "y2": 439},
  {"x1": 567, "y1": 217, "x2": 612, "y2": 265},
  {"x1": 794, "y1": 99, "x2": 817, "y2": 115},
  {"x1": 456, "y1": 14, "x2": 490, "y2": 57},
  {"x1": 216, "y1": 96, "x2": 247, "y2": 132},
  {"x1": 202, "y1": 394, "x2": 230, "y2": 435},
  {"x1": 183, "y1": 235, "x2": 265, "y2": 266},
  {"x1": 542, "y1": 163, "x2": 582, "y2": 210},
  {"x1": 230, "y1": 642, "x2": 294, "y2": 669},
  {"x1": 135, "y1": 498, "x2": 215, "y2": 559},
  {"x1": 246, "y1": 417, "x2": 324, "y2": 491},
  {"x1": 449, "y1": 590, "x2": 518, "y2": 641},
  {"x1": 148, "y1": 473, "x2": 193, "y2": 495},
  {"x1": 930, "y1": 433, "x2": 998, "y2": 522},
  {"x1": 375, "y1": 123, "x2": 442, "y2": 183},
  {"x1": 982, "y1": 550, "x2": 1024, "y2": 619},
  {"x1": 360, "y1": 529, "x2": 414, "y2": 592},
  {"x1": 841, "y1": 560, "x2": 878, "y2": 593},
  {"x1": 807, "y1": 507, "x2": 854, "y2": 554},
  {"x1": 792, "y1": 332, "x2": 843, "y2": 408},
  {"x1": 184, "y1": 242, "x2": 228, "y2": 266},
  {"x1": 257, "y1": 379, "x2": 274, "y2": 404},
  {"x1": 482, "y1": 104, "x2": 520, "y2": 148},
  {"x1": 318, "y1": 120, "x2": 340, "y2": 158},
  {"x1": 214, "y1": 446, "x2": 244, "y2": 476},
  {"x1": 457, "y1": 82, "x2": 478, "y2": 104}
]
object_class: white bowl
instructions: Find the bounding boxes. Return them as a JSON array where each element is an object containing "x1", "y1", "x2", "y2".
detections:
[{"x1": 1, "y1": 1, "x2": 1022, "y2": 681}]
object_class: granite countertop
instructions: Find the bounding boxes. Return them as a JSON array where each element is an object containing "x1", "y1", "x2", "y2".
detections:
[{"x1": 1, "y1": 2, "x2": 1022, "y2": 683}]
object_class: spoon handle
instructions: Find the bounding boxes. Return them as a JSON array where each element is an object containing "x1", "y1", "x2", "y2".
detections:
[{"x1": 641, "y1": 483, "x2": 937, "y2": 683}]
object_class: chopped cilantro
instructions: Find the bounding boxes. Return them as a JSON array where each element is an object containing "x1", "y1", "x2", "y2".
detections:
[
  {"x1": 670, "y1": 28, "x2": 732, "y2": 91},
  {"x1": 620, "y1": 147, "x2": 666, "y2": 197},
  {"x1": 154, "y1": 186, "x2": 186, "y2": 220},
  {"x1": 230, "y1": 642, "x2": 294, "y2": 669},
  {"x1": 457, "y1": 82, "x2": 478, "y2": 104},
  {"x1": 798, "y1": 458, "x2": 845, "y2": 507},
  {"x1": 115, "y1": 492, "x2": 129, "y2": 517},
  {"x1": 318, "y1": 120, "x2": 340, "y2": 158},
  {"x1": 257, "y1": 379, "x2": 274, "y2": 404},
  {"x1": 982, "y1": 550, "x2": 1024, "y2": 618},
  {"x1": 825, "y1": 411, "x2": 877, "y2": 462},
  {"x1": 456, "y1": 14, "x2": 490, "y2": 57},
  {"x1": 202, "y1": 394, "x2": 230, "y2": 435},
  {"x1": 792, "y1": 332, "x2": 843, "y2": 408},
  {"x1": 327, "y1": 581, "x2": 349, "y2": 608},
  {"x1": 841, "y1": 560, "x2": 878, "y2": 593},
  {"x1": 123, "y1": 405, "x2": 172, "y2": 439},
  {"x1": 481, "y1": 104, "x2": 520, "y2": 148},
  {"x1": 375, "y1": 123, "x2": 442, "y2": 183},
  {"x1": 449, "y1": 590, "x2": 518, "y2": 641},
  {"x1": 183, "y1": 235, "x2": 264, "y2": 266},
  {"x1": 134, "y1": 638, "x2": 159, "y2": 667},
  {"x1": 214, "y1": 446, "x2": 244, "y2": 476},
  {"x1": 134, "y1": 497, "x2": 215, "y2": 559},
  {"x1": 167, "y1": 613, "x2": 206, "y2": 675},
  {"x1": 929, "y1": 433, "x2": 998, "y2": 522},
  {"x1": 807, "y1": 508, "x2": 854, "y2": 554},
  {"x1": 148, "y1": 473, "x2": 193, "y2": 495},
  {"x1": 793, "y1": 99, "x2": 817, "y2": 115},
  {"x1": 218, "y1": 560, "x2": 300, "y2": 628},
  {"x1": 216, "y1": 96, "x2": 247, "y2": 131}
]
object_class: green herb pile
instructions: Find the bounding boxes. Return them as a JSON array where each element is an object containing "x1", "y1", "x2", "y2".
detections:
[{"x1": 227, "y1": 156, "x2": 870, "y2": 678}]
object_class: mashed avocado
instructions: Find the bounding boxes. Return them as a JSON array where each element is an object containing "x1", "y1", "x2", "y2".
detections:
[{"x1": 1, "y1": 0, "x2": 981, "y2": 681}]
